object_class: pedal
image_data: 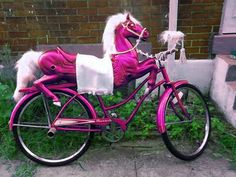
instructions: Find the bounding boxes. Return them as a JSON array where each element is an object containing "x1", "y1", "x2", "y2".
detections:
[{"x1": 101, "y1": 122, "x2": 125, "y2": 143}]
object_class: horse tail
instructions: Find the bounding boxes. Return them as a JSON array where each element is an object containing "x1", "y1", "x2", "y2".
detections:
[{"x1": 13, "y1": 50, "x2": 43, "y2": 102}]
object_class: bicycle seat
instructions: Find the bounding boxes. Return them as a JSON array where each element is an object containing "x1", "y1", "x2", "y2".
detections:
[{"x1": 57, "y1": 47, "x2": 77, "y2": 63}]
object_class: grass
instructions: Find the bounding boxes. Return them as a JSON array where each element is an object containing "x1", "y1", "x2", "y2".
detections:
[{"x1": 13, "y1": 161, "x2": 37, "y2": 177}]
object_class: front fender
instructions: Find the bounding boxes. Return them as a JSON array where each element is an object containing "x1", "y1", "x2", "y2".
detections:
[
  {"x1": 9, "y1": 88, "x2": 97, "y2": 130},
  {"x1": 156, "y1": 80, "x2": 189, "y2": 134}
]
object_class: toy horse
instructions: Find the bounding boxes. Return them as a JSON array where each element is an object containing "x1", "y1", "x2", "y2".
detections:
[{"x1": 13, "y1": 12, "x2": 158, "y2": 105}]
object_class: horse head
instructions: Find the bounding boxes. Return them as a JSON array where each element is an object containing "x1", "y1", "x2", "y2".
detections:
[
  {"x1": 103, "y1": 12, "x2": 149, "y2": 55},
  {"x1": 117, "y1": 14, "x2": 149, "y2": 41}
]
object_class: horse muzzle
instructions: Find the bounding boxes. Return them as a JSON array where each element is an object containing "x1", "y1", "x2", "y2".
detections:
[{"x1": 141, "y1": 29, "x2": 149, "y2": 41}]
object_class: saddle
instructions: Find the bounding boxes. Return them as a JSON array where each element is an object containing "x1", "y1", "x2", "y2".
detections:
[{"x1": 57, "y1": 47, "x2": 77, "y2": 63}]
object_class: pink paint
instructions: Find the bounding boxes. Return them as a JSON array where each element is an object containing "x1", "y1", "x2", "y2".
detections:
[{"x1": 156, "y1": 80, "x2": 189, "y2": 133}]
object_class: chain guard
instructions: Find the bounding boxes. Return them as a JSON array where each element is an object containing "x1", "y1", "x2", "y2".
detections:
[{"x1": 101, "y1": 122, "x2": 125, "y2": 143}]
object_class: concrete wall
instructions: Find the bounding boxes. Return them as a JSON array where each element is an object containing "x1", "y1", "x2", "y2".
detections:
[
  {"x1": 210, "y1": 55, "x2": 236, "y2": 127},
  {"x1": 137, "y1": 59, "x2": 214, "y2": 95},
  {"x1": 168, "y1": 60, "x2": 214, "y2": 94}
]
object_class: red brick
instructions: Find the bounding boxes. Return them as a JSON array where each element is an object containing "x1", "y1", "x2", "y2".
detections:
[
  {"x1": 68, "y1": 16, "x2": 88, "y2": 23},
  {"x1": 2, "y1": 2, "x2": 23, "y2": 9},
  {"x1": 57, "y1": 37, "x2": 71, "y2": 43},
  {"x1": 0, "y1": 32, "x2": 8, "y2": 38},
  {"x1": 29, "y1": 31, "x2": 49, "y2": 38},
  {"x1": 178, "y1": 19, "x2": 192, "y2": 27},
  {"x1": 36, "y1": 37, "x2": 58, "y2": 45},
  {"x1": 11, "y1": 45, "x2": 31, "y2": 52},
  {"x1": 0, "y1": 24, "x2": 8, "y2": 31},
  {"x1": 27, "y1": 16, "x2": 47, "y2": 23},
  {"x1": 90, "y1": 30, "x2": 103, "y2": 36},
  {"x1": 200, "y1": 47, "x2": 209, "y2": 53},
  {"x1": 55, "y1": 9, "x2": 77, "y2": 16},
  {"x1": 14, "y1": 10, "x2": 34, "y2": 17},
  {"x1": 192, "y1": 12, "x2": 209, "y2": 18},
  {"x1": 66, "y1": 1, "x2": 87, "y2": 8},
  {"x1": 77, "y1": 36, "x2": 97, "y2": 43},
  {"x1": 178, "y1": 26, "x2": 192, "y2": 33},
  {"x1": 89, "y1": 0, "x2": 108, "y2": 8},
  {"x1": 79, "y1": 23, "x2": 100, "y2": 30},
  {"x1": 40, "y1": 24, "x2": 60, "y2": 31},
  {"x1": 47, "y1": 16, "x2": 68, "y2": 23},
  {"x1": 179, "y1": 0, "x2": 193, "y2": 4},
  {"x1": 189, "y1": 53, "x2": 208, "y2": 59},
  {"x1": 78, "y1": 8, "x2": 97, "y2": 15},
  {"x1": 108, "y1": 0, "x2": 121, "y2": 7},
  {"x1": 69, "y1": 29, "x2": 90, "y2": 37},
  {"x1": 50, "y1": 31, "x2": 69, "y2": 37},
  {"x1": 9, "y1": 31, "x2": 28, "y2": 38},
  {"x1": 6, "y1": 17, "x2": 26, "y2": 24},
  {"x1": 186, "y1": 33, "x2": 209, "y2": 40},
  {"x1": 97, "y1": 7, "x2": 119, "y2": 15},
  {"x1": 23, "y1": 2, "x2": 44, "y2": 8},
  {"x1": 185, "y1": 47, "x2": 200, "y2": 53},
  {"x1": 13, "y1": 38, "x2": 36, "y2": 46},
  {"x1": 0, "y1": 39, "x2": 8, "y2": 45},
  {"x1": 192, "y1": 40, "x2": 208, "y2": 46},
  {"x1": 45, "y1": 1, "x2": 66, "y2": 8},
  {"x1": 35, "y1": 9, "x2": 57, "y2": 15},
  {"x1": 152, "y1": 0, "x2": 168, "y2": 5},
  {"x1": 192, "y1": 26, "x2": 211, "y2": 33},
  {"x1": 89, "y1": 15, "x2": 107, "y2": 22},
  {"x1": 59, "y1": 23, "x2": 80, "y2": 30}
]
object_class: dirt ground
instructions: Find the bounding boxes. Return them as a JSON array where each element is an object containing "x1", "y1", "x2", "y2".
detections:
[{"x1": 1, "y1": 140, "x2": 236, "y2": 177}]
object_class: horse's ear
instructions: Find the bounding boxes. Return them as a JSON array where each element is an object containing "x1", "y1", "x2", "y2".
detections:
[{"x1": 126, "y1": 13, "x2": 130, "y2": 21}]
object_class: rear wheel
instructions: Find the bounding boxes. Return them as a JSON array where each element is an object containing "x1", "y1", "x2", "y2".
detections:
[
  {"x1": 162, "y1": 84, "x2": 211, "y2": 160},
  {"x1": 12, "y1": 90, "x2": 93, "y2": 166}
]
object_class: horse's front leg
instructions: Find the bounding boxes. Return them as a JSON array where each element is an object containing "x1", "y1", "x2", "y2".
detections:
[
  {"x1": 34, "y1": 75, "x2": 61, "y2": 106},
  {"x1": 133, "y1": 58, "x2": 158, "y2": 89}
]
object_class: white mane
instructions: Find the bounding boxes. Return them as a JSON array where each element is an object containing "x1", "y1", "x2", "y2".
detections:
[{"x1": 102, "y1": 12, "x2": 141, "y2": 56}]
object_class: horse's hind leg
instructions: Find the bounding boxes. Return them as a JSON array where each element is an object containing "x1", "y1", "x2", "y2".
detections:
[{"x1": 34, "y1": 75, "x2": 61, "y2": 106}]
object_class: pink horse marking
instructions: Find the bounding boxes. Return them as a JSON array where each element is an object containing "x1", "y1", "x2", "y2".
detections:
[{"x1": 13, "y1": 12, "x2": 158, "y2": 105}]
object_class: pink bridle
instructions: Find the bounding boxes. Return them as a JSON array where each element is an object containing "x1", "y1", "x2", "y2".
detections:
[{"x1": 112, "y1": 22, "x2": 147, "y2": 55}]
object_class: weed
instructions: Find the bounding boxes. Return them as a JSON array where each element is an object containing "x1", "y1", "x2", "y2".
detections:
[{"x1": 13, "y1": 161, "x2": 37, "y2": 177}]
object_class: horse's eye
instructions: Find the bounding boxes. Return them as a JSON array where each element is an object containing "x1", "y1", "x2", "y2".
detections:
[{"x1": 130, "y1": 23, "x2": 135, "y2": 27}]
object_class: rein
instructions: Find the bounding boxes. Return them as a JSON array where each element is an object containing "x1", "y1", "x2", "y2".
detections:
[{"x1": 112, "y1": 23, "x2": 147, "y2": 55}]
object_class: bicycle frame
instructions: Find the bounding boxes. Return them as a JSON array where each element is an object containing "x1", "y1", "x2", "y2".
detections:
[
  {"x1": 9, "y1": 50, "x2": 188, "y2": 133},
  {"x1": 9, "y1": 62, "x2": 189, "y2": 134}
]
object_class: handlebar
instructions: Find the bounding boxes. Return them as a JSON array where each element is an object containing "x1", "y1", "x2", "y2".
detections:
[
  {"x1": 154, "y1": 48, "x2": 178, "y2": 61},
  {"x1": 137, "y1": 47, "x2": 178, "y2": 61}
]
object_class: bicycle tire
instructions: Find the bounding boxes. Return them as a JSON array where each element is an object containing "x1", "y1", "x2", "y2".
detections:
[
  {"x1": 161, "y1": 84, "x2": 211, "y2": 161},
  {"x1": 12, "y1": 90, "x2": 93, "y2": 166}
]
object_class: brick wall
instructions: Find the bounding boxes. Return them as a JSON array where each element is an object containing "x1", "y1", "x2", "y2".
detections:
[{"x1": 0, "y1": 0, "x2": 223, "y2": 58}]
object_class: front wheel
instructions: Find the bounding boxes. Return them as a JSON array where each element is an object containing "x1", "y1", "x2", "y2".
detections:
[
  {"x1": 162, "y1": 84, "x2": 211, "y2": 161},
  {"x1": 12, "y1": 90, "x2": 93, "y2": 166}
]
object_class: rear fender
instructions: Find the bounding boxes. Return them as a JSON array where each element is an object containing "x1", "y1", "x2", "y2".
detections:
[
  {"x1": 9, "y1": 88, "x2": 97, "y2": 130},
  {"x1": 156, "y1": 80, "x2": 189, "y2": 134}
]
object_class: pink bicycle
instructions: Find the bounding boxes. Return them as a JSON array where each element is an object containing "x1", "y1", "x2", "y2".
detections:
[{"x1": 9, "y1": 12, "x2": 211, "y2": 166}]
